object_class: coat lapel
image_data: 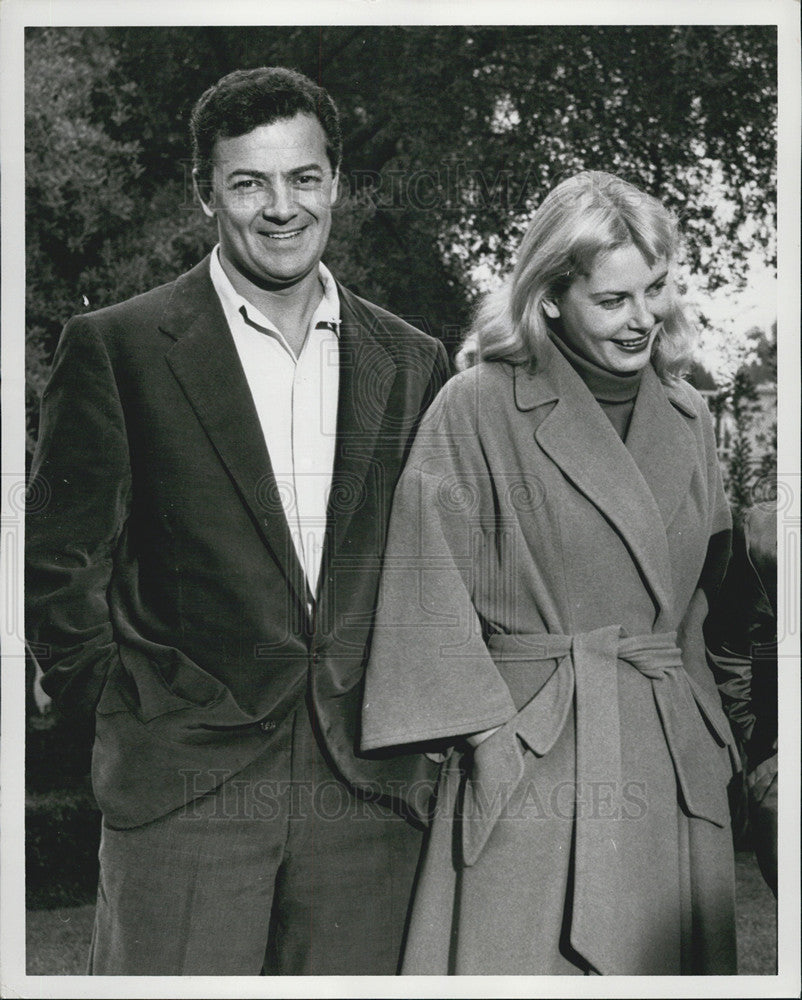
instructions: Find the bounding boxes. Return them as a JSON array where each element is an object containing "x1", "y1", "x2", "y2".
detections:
[
  {"x1": 160, "y1": 257, "x2": 309, "y2": 610},
  {"x1": 516, "y1": 340, "x2": 677, "y2": 619},
  {"x1": 321, "y1": 285, "x2": 397, "y2": 574},
  {"x1": 625, "y1": 364, "x2": 699, "y2": 532}
]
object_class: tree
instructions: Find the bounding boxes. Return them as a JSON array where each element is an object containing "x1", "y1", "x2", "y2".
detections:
[
  {"x1": 25, "y1": 26, "x2": 777, "y2": 458},
  {"x1": 25, "y1": 28, "x2": 143, "y2": 448},
  {"x1": 103, "y1": 25, "x2": 779, "y2": 313},
  {"x1": 725, "y1": 369, "x2": 761, "y2": 519}
]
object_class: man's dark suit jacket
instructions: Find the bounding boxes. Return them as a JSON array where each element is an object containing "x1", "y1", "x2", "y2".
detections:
[{"x1": 26, "y1": 256, "x2": 449, "y2": 829}]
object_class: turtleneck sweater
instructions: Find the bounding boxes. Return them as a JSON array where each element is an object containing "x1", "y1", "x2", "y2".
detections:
[{"x1": 549, "y1": 333, "x2": 643, "y2": 441}]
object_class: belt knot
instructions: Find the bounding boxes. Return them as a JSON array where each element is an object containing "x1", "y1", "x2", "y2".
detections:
[{"x1": 617, "y1": 631, "x2": 683, "y2": 680}]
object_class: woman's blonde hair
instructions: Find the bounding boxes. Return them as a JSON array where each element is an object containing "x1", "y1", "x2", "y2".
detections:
[{"x1": 459, "y1": 171, "x2": 696, "y2": 381}]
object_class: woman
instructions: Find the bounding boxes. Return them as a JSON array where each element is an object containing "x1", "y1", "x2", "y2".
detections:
[{"x1": 362, "y1": 171, "x2": 738, "y2": 975}]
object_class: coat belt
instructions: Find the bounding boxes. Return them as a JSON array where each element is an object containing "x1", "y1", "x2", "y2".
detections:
[{"x1": 460, "y1": 625, "x2": 734, "y2": 974}]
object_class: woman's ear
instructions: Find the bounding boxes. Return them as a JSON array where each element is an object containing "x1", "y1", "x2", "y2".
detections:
[{"x1": 541, "y1": 297, "x2": 561, "y2": 320}]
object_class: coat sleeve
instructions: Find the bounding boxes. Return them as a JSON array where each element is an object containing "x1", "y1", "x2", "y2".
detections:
[
  {"x1": 361, "y1": 394, "x2": 516, "y2": 751},
  {"x1": 26, "y1": 316, "x2": 131, "y2": 716}
]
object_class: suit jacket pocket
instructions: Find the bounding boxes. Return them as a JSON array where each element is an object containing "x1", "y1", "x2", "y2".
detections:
[{"x1": 96, "y1": 643, "x2": 229, "y2": 723}]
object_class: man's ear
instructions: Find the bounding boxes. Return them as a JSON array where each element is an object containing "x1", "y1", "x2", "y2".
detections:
[
  {"x1": 329, "y1": 170, "x2": 340, "y2": 206},
  {"x1": 541, "y1": 297, "x2": 561, "y2": 320},
  {"x1": 193, "y1": 168, "x2": 215, "y2": 219}
]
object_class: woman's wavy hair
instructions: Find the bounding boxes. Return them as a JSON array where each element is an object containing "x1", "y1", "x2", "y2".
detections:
[{"x1": 459, "y1": 171, "x2": 696, "y2": 382}]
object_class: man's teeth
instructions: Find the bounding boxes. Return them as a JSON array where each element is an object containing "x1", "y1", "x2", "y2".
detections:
[{"x1": 266, "y1": 230, "x2": 303, "y2": 240}]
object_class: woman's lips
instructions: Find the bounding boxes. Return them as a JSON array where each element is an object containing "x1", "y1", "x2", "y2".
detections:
[{"x1": 611, "y1": 333, "x2": 651, "y2": 351}]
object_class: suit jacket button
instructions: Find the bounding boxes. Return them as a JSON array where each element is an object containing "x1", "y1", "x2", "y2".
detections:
[{"x1": 259, "y1": 719, "x2": 276, "y2": 733}]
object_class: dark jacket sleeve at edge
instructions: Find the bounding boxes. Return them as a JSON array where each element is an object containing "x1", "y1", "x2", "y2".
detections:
[{"x1": 26, "y1": 315, "x2": 131, "y2": 716}]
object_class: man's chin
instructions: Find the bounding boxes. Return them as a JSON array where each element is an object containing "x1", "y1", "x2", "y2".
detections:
[
  {"x1": 230, "y1": 256, "x2": 320, "y2": 295},
  {"x1": 253, "y1": 270, "x2": 316, "y2": 292}
]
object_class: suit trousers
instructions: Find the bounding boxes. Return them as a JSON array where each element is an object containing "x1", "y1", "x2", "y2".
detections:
[{"x1": 88, "y1": 703, "x2": 424, "y2": 975}]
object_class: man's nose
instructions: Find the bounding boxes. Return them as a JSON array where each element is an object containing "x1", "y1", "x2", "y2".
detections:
[{"x1": 261, "y1": 181, "x2": 297, "y2": 222}]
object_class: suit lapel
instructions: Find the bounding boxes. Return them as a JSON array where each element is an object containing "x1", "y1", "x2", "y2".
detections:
[
  {"x1": 516, "y1": 340, "x2": 676, "y2": 618},
  {"x1": 319, "y1": 285, "x2": 397, "y2": 585},
  {"x1": 160, "y1": 257, "x2": 309, "y2": 610}
]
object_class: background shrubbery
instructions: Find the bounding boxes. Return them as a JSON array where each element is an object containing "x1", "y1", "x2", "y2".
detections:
[{"x1": 25, "y1": 26, "x2": 777, "y2": 452}]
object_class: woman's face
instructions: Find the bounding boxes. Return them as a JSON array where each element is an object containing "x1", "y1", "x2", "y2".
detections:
[{"x1": 544, "y1": 243, "x2": 671, "y2": 374}]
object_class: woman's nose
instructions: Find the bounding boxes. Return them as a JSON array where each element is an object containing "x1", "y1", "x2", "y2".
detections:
[{"x1": 628, "y1": 295, "x2": 655, "y2": 331}]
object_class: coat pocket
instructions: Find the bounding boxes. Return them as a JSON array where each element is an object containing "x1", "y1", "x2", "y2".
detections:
[
  {"x1": 461, "y1": 648, "x2": 575, "y2": 866},
  {"x1": 492, "y1": 655, "x2": 560, "y2": 712}
]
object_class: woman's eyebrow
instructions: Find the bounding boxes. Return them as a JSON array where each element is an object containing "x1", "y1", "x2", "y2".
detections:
[
  {"x1": 591, "y1": 269, "x2": 670, "y2": 296},
  {"x1": 647, "y1": 269, "x2": 670, "y2": 287}
]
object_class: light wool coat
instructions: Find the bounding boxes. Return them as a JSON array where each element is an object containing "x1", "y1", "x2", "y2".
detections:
[{"x1": 362, "y1": 341, "x2": 737, "y2": 975}]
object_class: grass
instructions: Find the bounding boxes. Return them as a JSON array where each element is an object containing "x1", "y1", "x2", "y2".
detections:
[
  {"x1": 25, "y1": 851, "x2": 777, "y2": 976},
  {"x1": 26, "y1": 784, "x2": 101, "y2": 910},
  {"x1": 735, "y1": 851, "x2": 777, "y2": 975},
  {"x1": 25, "y1": 905, "x2": 95, "y2": 976}
]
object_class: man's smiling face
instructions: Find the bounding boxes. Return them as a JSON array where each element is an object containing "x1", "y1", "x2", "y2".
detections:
[{"x1": 201, "y1": 112, "x2": 339, "y2": 292}]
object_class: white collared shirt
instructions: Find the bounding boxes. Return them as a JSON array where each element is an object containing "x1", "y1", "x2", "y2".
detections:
[{"x1": 209, "y1": 246, "x2": 340, "y2": 597}]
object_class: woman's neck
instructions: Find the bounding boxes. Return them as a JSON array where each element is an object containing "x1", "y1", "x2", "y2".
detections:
[{"x1": 549, "y1": 332, "x2": 643, "y2": 402}]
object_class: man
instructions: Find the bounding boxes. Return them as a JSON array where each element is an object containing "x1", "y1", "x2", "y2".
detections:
[
  {"x1": 706, "y1": 501, "x2": 778, "y2": 896},
  {"x1": 26, "y1": 67, "x2": 448, "y2": 975}
]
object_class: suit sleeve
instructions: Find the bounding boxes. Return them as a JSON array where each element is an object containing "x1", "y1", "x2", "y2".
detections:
[
  {"x1": 705, "y1": 505, "x2": 778, "y2": 766},
  {"x1": 696, "y1": 393, "x2": 732, "y2": 603},
  {"x1": 429, "y1": 339, "x2": 452, "y2": 400},
  {"x1": 26, "y1": 316, "x2": 131, "y2": 715},
  {"x1": 682, "y1": 392, "x2": 755, "y2": 752},
  {"x1": 704, "y1": 517, "x2": 755, "y2": 743},
  {"x1": 362, "y1": 393, "x2": 516, "y2": 751}
]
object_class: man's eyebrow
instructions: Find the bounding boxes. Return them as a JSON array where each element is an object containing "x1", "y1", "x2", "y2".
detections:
[
  {"x1": 225, "y1": 163, "x2": 325, "y2": 179},
  {"x1": 289, "y1": 163, "x2": 324, "y2": 174}
]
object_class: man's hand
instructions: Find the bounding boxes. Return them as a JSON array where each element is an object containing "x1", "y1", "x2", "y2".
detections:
[{"x1": 32, "y1": 660, "x2": 53, "y2": 715}]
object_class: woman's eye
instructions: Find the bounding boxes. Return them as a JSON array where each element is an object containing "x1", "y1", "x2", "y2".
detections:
[
  {"x1": 647, "y1": 282, "x2": 667, "y2": 297},
  {"x1": 599, "y1": 298, "x2": 624, "y2": 309}
]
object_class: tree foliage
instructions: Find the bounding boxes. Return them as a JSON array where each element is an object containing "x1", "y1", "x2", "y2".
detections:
[
  {"x1": 725, "y1": 369, "x2": 761, "y2": 519},
  {"x1": 24, "y1": 25, "x2": 777, "y2": 456}
]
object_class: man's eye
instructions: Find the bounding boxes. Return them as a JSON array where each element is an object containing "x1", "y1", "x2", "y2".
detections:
[
  {"x1": 232, "y1": 179, "x2": 258, "y2": 190},
  {"x1": 647, "y1": 281, "x2": 667, "y2": 297},
  {"x1": 294, "y1": 175, "x2": 320, "y2": 186},
  {"x1": 599, "y1": 298, "x2": 624, "y2": 309}
]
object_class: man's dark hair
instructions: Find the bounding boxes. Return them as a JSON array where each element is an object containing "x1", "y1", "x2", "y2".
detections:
[{"x1": 190, "y1": 66, "x2": 342, "y2": 192}]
